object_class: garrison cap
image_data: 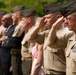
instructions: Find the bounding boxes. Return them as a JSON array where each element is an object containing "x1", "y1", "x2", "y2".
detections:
[
  {"x1": 60, "y1": 1, "x2": 76, "y2": 17},
  {"x1": 0, "y1": 10, "x2": 7, "y2": 15},
  {"x1": 43, "y1": 2, "x2": 62, "y2": 15},
  {"x1": 20, "y1": 9, "x2": 36, "y2": 17},
  {"x1": 11, "y1": 5, "x2": 25, "y2": 13}
]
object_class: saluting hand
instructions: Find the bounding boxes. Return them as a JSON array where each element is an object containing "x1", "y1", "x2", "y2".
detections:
[
  {"x1": 52, "y1": 17, "x2": 64, "y2": 29},
  {"x1": 38, "y1": 16, "x2": 46, "y2": 29}
]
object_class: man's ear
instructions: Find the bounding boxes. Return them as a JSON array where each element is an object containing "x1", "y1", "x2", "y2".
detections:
[{"x1": 56, "y1": 15, "x2": 62, "y2": 20}]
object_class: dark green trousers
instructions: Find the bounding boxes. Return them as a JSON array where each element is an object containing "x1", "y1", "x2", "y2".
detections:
[
  {"x1": 22, "y1": 59, "x2": 32, "y2": 75},
  {"x1": 11, "y1": 53, "x2": 23, "y2": 75}
]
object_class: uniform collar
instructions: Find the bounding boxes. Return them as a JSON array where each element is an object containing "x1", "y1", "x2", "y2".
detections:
[{"x1": 69, "y1": 32, "x2": 76, "y2": 41}]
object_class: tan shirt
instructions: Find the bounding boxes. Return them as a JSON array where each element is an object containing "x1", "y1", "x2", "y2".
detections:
[
  {"x1": 24, "y1": 25, "x2": 68, "y2": 72},
  {"x1": 45, "y1": 26, "x2": 76, "y2": 75},
  {"x1": 21, "y1": 32, "x2": 35, "y2": 60},
  {"x1": 0, "y1": 25, "x2": 6, "y2": 38},
  {"x1": 12, "y1": 23, "x2": 25, "y2": 37},
  {"x1": 44, "y1": 27, "x2": 67, "y2": 72},
  {"x1": 11, "y1": 23, "x2": 25, "y2": 53},
  {"x1": 49, "y1": 31, "x2": 76, "y2": 75}
]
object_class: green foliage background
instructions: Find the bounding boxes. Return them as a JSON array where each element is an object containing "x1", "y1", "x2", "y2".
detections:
[{"x1": 0, "y1": 0, "x2": 68, "y2": 16}]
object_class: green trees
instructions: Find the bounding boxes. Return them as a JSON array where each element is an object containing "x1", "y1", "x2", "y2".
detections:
[{"x1": 0, "y1": 0, "x2": 68, "y2": 16}]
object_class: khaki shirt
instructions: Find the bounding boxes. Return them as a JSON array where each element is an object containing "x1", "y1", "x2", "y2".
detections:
[
  {"x1": 45, "y1": 24, "x2": 76, "y2": 75},
  {"x1": 11, "y1": 23, "x2": 25, "y2": 53},
  {"x1": 25, "y1": 25, "x2": 68, "y2": 72},
  {"x1": 48, "y1": 31, "x2": 76, "y2": 75},
  {"x1": 66, "y1": 33, "x2": 76, "y2": 75},
  {"x1": 0, "y1": 25, "x2": 6, "y2": 38},
  {"x1": 44, "y1": 27, "x2": 67, "y2": 72},
  {"x1": 21, "y1": 32, "x2": 35, "y2": 60},
  {"x1": 12, "y1": 23, "x2": 25, "y2": 37}
]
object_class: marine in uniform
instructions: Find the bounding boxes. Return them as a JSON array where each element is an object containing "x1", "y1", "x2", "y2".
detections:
[
  {"x1": 11, "y1": 6, "x2": 25, "y2": 75},
  {"x1": 20, "y1": 9, "x2": 36, "y2": 75},
  {"x1": 24, "y1": 2, "x2": 68, "y2": 75},
  {"x1": 44, "y1": 1, "x2": 76, "y2": 75}
]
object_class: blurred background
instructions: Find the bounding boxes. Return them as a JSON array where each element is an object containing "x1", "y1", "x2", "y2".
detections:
[{"x1": 0, "y1": 0, "x2": 68, "y2": 16}]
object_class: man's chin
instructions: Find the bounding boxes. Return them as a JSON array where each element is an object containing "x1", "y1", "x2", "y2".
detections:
[{"x1": 68, "y1": 28, "x2": 72, "y2": 31}]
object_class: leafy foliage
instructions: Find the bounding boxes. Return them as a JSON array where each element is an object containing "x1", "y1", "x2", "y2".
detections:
[{"x1": 0, "y1": 0, "x2": 68, "y2": 16}]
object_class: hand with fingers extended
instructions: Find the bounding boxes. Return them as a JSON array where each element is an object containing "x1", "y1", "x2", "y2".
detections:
[
  {"x1": 38, "y1": 16, "x2": 46, "y2": 29},
  {"x1": 52, "y1": 17, "x2": 64, "y2": 29},
  {"x1": 19, "y1": 18, "x2": 29, "y2": 28}
]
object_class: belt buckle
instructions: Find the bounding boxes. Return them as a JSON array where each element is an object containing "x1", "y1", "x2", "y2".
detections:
[
  {"x1": 46, "y1": 70, "x2": 54, "y2": 75},
  {"x1": 50, "y1": 71, "x2": 54, "y2": 75}
]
